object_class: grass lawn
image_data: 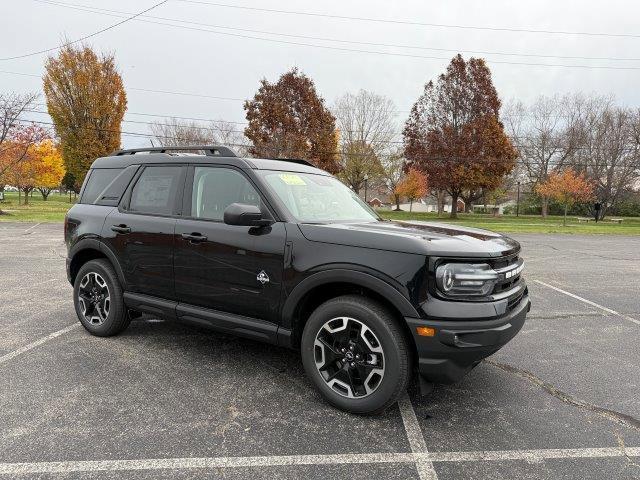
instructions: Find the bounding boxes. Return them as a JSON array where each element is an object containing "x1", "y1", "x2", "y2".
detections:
[
  {"x1": 1, "y1": 191, "x2": 639, "y2": 234},
  {"x1": 380, "y1": 210, "x2": 640, "y2": 235},
  {"x1": 0, "y1": 191, "x2": 76, "y2": 223}
]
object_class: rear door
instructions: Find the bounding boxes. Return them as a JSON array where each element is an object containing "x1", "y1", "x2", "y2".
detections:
[
  {"x1": 173, "y1": 165, "x2": 286, "y2": 322},
  {"x1": 102, "y1": 165, "x2": 186, "y2": 300}
]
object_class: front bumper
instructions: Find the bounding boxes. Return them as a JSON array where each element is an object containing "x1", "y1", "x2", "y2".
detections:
[{"x1": 405, "y1": 293, "x2": 530, "y2": 384}]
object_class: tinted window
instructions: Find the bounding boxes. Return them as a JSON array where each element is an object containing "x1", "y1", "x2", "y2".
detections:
[
  {"x1": 191, "y1": 167, "x2": 260, "y2": 221},
  {"x1": 80, "y1": 169, "x2": 121, "y2": 204},
  {"x1": 95, "y1": 165, "x2": 139, "y2": 206},
  {"x1": 129, "y1": 166, "x2": 182, "y2": 215}
]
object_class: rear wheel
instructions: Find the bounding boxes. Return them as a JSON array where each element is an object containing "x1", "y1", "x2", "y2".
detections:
[
  {"x1": 301, "y1": 295, "x2": 410, "y2": 414},
  {"x1": 73, "y1": 259, "x2": 130, "y2": 336}
]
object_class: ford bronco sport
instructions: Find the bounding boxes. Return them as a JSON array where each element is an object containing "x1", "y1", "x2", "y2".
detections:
[{"x1": 65, "y1": 145, "x2": 530, "y2": 414}]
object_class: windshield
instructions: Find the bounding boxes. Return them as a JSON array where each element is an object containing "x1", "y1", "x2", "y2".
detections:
[{"x1": 259, "y1": 170, "x2": 380, "y2": 223}]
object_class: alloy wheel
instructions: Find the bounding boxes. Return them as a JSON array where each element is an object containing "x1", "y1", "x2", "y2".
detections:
[
  {"x1": 313, "y1": 317, "x2": 385, "y2": 398},
  {"x1": 78, "y1": 272, "x2": 111, "y2": 325}
]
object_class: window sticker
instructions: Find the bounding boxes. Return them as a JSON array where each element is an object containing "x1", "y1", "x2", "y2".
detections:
[{"x1": 279, "y1": 173, "x2": 306, "y2": 186}]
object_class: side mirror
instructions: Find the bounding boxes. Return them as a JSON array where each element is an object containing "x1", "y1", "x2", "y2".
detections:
[{"x1": 223, "y1": 203, "x2": 272, "y2": 227}]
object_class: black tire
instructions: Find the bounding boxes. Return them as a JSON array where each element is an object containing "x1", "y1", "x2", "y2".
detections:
[
  {"x1": 73, "y1": 259, "x2": 130, "y2": 337},
  {"x1": 301, "y1": 295, "x2": 411, "y2": 414}
]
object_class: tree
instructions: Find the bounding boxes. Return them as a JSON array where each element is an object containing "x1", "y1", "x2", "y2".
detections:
[
  {"x1": 504, "y1": 94, "x2": 592, "y2": 217},
  {"x1": 149, "y1": 118, "x2": 249, "y2": 156},
  {"x1": 395, "y1": 168, "x2": 428, "y2": 212},
  {"x1": 334, "y1": 90, "x2": 396, "y2": 191},
  {"x1": 337, "y1": 140, "x2": 384, "y2": 194},
  {"x1": 381, "y1": 150, "x2": 405, "y2": 210},
  {"x1": 403, "y1": 54, "x2": 517, "y2": 218},
  {"x1": 0, "y1": 93, "x2": 42, "y2": 183},
  {"x1": 33, "y1": 140, "x2": 65, "y2": 200},
  {"x1": 44, "y1": 44, "x2": 127, "y2": 190},
  {"x1": 536, "y1": 168, "x2": 594, "y2": 226},
  {"x1": 244, "y1": 68, "x2": 339, "y2": 173}
]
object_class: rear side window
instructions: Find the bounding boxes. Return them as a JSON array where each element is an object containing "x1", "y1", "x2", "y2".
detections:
[
  {"x1": 129, "y1": 166, "x2": 183, "y2": 216},
  {"x1": 80, "y1": 169, "x2": 121, "y2": 204},
  {"x1": 95, "y1": 165, "x2": 139, "y2": 206}
]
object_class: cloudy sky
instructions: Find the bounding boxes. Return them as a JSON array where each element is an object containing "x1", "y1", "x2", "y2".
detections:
[{"x1": 2, "y1": 0, "x2": 640, "y2": 147}]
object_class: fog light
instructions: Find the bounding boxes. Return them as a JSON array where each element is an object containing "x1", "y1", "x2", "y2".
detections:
[{"x1": 416, "y1": 326, "x2": 436, "y2": 337}]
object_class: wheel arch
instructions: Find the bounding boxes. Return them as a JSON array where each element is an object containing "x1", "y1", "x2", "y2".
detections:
[
  {"x1": 68, "y1": 240, "x2": 126, "y2": 288},
  {"x1": 282, "y1": 269, "x2": 420, "y2": 352}
]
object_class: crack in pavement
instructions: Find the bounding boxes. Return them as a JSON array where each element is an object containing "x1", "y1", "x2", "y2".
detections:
[{"x1": 484, "y1": 359, "x2": 640, "y2": 431}]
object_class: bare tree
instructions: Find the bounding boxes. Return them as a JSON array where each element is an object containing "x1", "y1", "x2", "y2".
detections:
[
  {"x1": 333, "y1": 90, "x2": 396, "y2": 193},
  {"x1": 570, "y1": 104, "x2": 640, "y2": 219},
  {"x1": 149, "y1": 118, "x2": 249, "y2": 156},
  {"x1": 503, "y1": 95, "x2": 583, "y2": 216}
]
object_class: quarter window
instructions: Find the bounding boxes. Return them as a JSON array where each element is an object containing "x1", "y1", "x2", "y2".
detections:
[
  {"x1": 129, "y1": 166, "x2": 182, "y2": 215},
  {"x1": 191, "y1": 167, "x2": 261, "y2": 221}
]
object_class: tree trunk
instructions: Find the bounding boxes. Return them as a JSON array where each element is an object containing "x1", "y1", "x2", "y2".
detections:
[
  {"x1": 563, "y1": 203, "x2": 568, "y2": 226},
  {"x1": 18, "y1": 189, "x2": 21, "y2": 205},
  {"x1": 409, "y1": 199, "x2": 413, "y2": 212},
  {"x1": 39, "y1": 188, "x2": 50, "y2": 201},
  {"x1": 23, "y1": 188, "x2": 29, "y2": 205},
  {"x1": 450, "y1": 193, "x2": 459, "y2": 219},
  {"x1": 541, "y1": 196, "x2": 549, "y2": 218},
  {"x1": 394, "y1": 194, "x2": 401, "y2": 211},
  {"x1": 437, "y1": 190, "x2": 445, "y2": 216}
]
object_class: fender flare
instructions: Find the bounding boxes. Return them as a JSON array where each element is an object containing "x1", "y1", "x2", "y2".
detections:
[
  {"x1": 68, "y1": 238, "x2": 127, "y2": 288},
  {"x1": 280, "y1": 268, "x2": 420, "y2": 330}
]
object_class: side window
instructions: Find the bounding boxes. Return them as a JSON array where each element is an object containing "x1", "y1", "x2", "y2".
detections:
[
  {"x1": 191, "y1": 167, "x2": 261, "y2": 221},
  {"x1": 95, "y1": 165, "x2": 139, "y2": 206},
  {"x1": 129, "y1": 166, "x2": 182, "y2": 215},
  {"x1": 80, "y1": 169, "x2": 121, "y2": 204}
]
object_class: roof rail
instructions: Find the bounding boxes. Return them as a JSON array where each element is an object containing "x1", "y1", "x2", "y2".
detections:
[
  {"x1": 111, "y1": 145, "x2": 237, "y2": 157},
  {"x1": 271, "y1": 157, "x2": 314, "y2": 167}
]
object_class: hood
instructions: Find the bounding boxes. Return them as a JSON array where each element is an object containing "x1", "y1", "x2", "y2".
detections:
[{"x1": 298, "y1": 220, "x2": 520, "y2": 258}]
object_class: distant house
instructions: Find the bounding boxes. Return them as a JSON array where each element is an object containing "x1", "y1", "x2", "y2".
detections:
[
  {"x1": 397, "y1": 195, "x2": 465, "y2": 213},
  {"x1": 367, "y1": 197, "x2": 385, "y2": 208}
]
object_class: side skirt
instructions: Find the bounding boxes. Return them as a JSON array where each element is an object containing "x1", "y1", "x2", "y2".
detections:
[{"x1": 123, "y1": 292, "x2": 281, "y2": 345}]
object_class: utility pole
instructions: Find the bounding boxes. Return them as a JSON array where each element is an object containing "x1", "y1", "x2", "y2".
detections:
[{"x1": 364, "y1": 174, "x2": 369, "y2": 203}]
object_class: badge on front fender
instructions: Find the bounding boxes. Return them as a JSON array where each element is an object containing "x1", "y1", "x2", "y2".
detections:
[{"x1": 256, "y1": 270, "x2": 270, "y2": 285}]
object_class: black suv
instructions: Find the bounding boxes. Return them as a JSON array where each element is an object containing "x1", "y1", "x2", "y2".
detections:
[{"x1": 65, "y1": 145, "x2": 530, "y2": 414}]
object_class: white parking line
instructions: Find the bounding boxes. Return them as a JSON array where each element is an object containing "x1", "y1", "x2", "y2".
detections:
[
  {"x1": 397, "y1": 393, "x2": 438, "y2": 480},
  {"x1": 23, "y1": 223, "x2": 41, "y2": 233},
  {"x1": 0, "y1": 447, "x2": 637, "y2": 475},
  {"x1": 0, "y1": 324, "x2": 79, "y2": 366},
  {"x1": 534, "y1": 280, "x2": 640, "y2": 326}
]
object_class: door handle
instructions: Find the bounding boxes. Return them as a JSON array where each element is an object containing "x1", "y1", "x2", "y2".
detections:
[
  {"x1": 111, "y1": 224, "x2": 131, "y2": 234},
  {"x1": 181, "y1": 232, "x2": 208, "y2": 243}
]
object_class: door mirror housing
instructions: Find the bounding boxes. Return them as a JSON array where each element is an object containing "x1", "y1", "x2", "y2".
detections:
[{"x1": 223, "y1": 203, "x2": 272, "y2": 227}]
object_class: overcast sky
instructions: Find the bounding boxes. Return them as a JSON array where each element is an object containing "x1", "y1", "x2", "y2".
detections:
[{"x1": 2, "y1": 0, "x2": 640, "y2": 148}]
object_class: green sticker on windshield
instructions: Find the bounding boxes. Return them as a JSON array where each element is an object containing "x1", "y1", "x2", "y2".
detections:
[{"x1": 279, "y1": 173, "x2": 306, "y2": 185}]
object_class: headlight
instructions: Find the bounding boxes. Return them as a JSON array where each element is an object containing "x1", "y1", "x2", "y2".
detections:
[{"x1": 435, "y1": 263, "x2": 499, "y2": 297}]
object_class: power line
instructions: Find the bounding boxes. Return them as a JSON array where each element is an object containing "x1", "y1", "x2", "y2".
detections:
[
  {"x1": 0, "y1": 0, "x2": 169, "y2": 61},
  {"x1": 35, "y1": 0, "x2": 640, "y2": 63},
  {"x1": 19, "y1": 118, "x2": 640, "y2": 162},
  {"x1": 175, "y1": 0, "x2": 640, "y2": 40},
  {"x1": 30, "y1": 0, "x2": 640, "y2": 70}
]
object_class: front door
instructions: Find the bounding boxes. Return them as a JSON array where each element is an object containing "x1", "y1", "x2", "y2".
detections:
[{"x1": 173, "y1": 166, "x2": 286, "y2": 322}]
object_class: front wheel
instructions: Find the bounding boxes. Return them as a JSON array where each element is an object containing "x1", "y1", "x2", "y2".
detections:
[{"x1": 301, "y1": 295, "x2": 411, "y2": 414}]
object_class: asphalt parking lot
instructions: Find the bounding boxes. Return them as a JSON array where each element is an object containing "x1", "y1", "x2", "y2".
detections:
[{"x1": 0, "y1": 222, "x2": 638, "y2": 479}]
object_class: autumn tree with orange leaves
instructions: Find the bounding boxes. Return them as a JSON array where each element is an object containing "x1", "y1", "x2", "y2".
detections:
[
  {"x1": 536, "y1": 168, "x2": 594, "y2": 226},
  {"x1": 395, "y1": 168, "x2": 428, "y2": 212},
  {"x1": 44, "y1": 44, "x2": 127, "y2": 189},
  {"x1": 403, "y1": 55, "x2": 517, "y2": 218},
  {"x1": 244, "y1": 68, "x2": 339, "y2": 173}
]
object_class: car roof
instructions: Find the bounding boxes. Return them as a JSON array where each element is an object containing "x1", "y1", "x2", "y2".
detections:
[{"x1": 90, "y1": 153, "x2": 330, "y2": 175}]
